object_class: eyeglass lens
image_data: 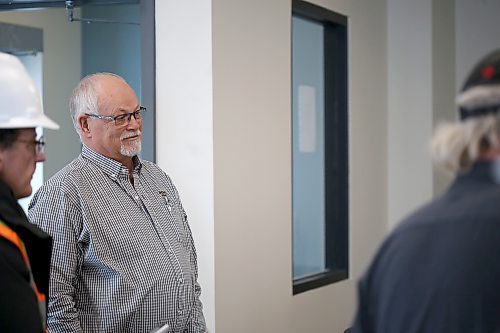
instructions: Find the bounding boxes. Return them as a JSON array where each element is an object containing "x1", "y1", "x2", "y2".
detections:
[{"x1": 115, "y1": 109, "x2": 144, "y2": 126}]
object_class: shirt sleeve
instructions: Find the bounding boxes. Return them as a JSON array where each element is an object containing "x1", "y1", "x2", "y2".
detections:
[{"x1": 28, "y1": 182, "x2": 84, "y2": 333}]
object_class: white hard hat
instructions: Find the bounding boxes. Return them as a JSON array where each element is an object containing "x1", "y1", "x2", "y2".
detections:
[{"x1": 0, "y1": 52, "x2": 59, "y2": 129}]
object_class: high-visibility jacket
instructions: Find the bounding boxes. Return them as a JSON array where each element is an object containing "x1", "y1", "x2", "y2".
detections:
[
  {"x1": 0, "y1": 179, "x2": 52, "y2": 333},
  {"x1": 0, "y1": 220, "x2": 47, "y2": 330}
]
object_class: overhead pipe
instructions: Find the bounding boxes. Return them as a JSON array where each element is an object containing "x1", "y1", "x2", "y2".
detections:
[{"x1": 65, "y1": 0, "x2": 140, "y2": 25}]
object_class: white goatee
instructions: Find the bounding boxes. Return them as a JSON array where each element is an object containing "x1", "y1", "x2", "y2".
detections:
[{"x1": 120, "y1": 130, "x2": 142, "y2": 157}]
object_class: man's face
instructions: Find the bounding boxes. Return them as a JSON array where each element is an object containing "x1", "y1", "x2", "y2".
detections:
[
  {"x1": 0, "y1": 128, "x2": 45, "y2": 199},
  {"x1": 83, "y1": 76, "x2": 143, "y2": 164}
]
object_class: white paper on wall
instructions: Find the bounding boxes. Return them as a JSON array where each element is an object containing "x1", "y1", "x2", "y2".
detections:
[{"x1": 298, "y1": 84, "x2": 316, "y2": 153}]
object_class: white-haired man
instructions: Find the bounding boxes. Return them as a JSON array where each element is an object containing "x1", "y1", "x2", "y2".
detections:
[
  {"x1": 29, "y1": 73, "x2": 206, "y2": 333},
  {"x1": 351, "y1": 50, "x2": 500, "y2": 332}
]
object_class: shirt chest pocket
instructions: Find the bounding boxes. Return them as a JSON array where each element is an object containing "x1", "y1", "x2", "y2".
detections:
[
  {"x1": 160, "y1": 196, "x2": 191, "y2": 250},
  {"x1": 96, "y1": 213, "x2": 152, "y2": 262}
]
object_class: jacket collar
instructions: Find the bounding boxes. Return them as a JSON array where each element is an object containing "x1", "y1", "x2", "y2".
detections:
[{"x1": 0, "y1": 178, "x2": 27, "y2": 228}]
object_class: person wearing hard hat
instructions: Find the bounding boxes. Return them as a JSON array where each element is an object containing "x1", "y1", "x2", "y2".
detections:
[
  {"x1": 350, "y1": 50, "x2": 500, "y2": 333},
  {"x1": 0, "y1": 52, "x2": 59, "y2": 332}
]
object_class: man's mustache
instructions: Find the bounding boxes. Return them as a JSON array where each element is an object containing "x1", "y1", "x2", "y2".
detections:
[{"x1": 121, "y1": 130, "x2": 141, "y2": 140}]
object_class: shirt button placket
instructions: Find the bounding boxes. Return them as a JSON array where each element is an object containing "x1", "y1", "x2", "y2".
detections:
[{"x1": 177, "y1": 278, "x2": 186, "y2": 319}]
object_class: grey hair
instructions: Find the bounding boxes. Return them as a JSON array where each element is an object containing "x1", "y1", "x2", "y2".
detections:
[
  {"x1": 69, "y1": 72, "x2": 125, "y2": 138},
  {"x1": 430, "y1": 113, "x2": 500, "y2": 175}
]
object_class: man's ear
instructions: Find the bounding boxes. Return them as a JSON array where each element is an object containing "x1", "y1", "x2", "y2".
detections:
[{"x1": 78, "y1": 115, "x2": 91, "y2": 138}]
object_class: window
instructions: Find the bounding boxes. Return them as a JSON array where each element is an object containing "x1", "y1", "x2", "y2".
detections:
[{"x1": 292, "y1": 0, "x2": 348, "y2": 294}]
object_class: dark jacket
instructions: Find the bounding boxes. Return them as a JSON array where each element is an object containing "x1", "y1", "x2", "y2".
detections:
[
  {"x1": 0, "y1": 179, "x2": 52, "y2": 332},
  {"x1": 351, "y1": 161, "x2": 500, "y2": 333}
]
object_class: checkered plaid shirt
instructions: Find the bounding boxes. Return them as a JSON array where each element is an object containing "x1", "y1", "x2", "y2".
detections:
[{"x1": 28, "y1": 145, "x2": 206, "y2": 333}]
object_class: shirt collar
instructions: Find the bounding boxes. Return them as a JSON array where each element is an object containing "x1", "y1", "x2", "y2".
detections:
[{"x1": 81, "y1": 144, "x2": 142, "y2": 178}]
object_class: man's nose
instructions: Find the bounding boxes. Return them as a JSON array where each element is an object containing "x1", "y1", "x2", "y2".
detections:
[
  {"x1": 126, "y1": 114, "x2": 141, "y2": 129},
  {"x1": 36, "y1": 152, "x2": 46, "y2": 162}
]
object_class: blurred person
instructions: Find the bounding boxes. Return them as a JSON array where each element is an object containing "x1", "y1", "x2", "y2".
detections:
[
  {"x1": 0, "y1": 52, "x2": 59, "y2": 332},
  {"x1": 351, "y1": 49, "x2": 500, "y2": 332},
  {"x1": 28, "y1": 73, "x2": 206, "y2": 333}
]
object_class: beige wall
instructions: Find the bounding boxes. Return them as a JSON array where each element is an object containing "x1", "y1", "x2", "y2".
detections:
[
  {"x1": 0, "y1": 8, "x2": 82, "y2": 179},
  {"x1": 212, "y1": 0, "x2": 388, "y2": 330}
]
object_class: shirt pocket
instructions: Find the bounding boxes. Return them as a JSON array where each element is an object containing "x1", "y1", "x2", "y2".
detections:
[{"x1": 161, "y1": 198, "x2": 191, "y2": 250}]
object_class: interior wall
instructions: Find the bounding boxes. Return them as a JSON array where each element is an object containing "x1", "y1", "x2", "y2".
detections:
[
  {"x1": 82, "y1": 4, "x2": 141, "y2": 95},
  {"x1": 156, "y1": 0, "x2": 456, "y2": 331},
  {"x1": 80, "y1": 4, "x2": 154, "y2": 161},
  {"x1": 387, "y1": 0, "x2": 434, "y2": 229},
  {"x1": 455, "y1": 0, "x2": 500, "y2": 93},
  {"x1": 155, "y1": 0, "x2": 389, "y2": 331},
  {"x1": 211, "y1": 0, "x2": 387, "y2": 332},
  {"x1": 0, "y1": 8, "x2": 82, "y2": 179},
  {"x1": 155, "y1": 1, "x2": 215, "y2": 332}
]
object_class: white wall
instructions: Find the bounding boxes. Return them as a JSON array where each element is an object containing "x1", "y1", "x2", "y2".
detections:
[
  {"x1": 155, "y1": 2, "x2": 215, "y2": 332},
  {"x1": 0, "y1": 8, "x2": 82, "y2": 179},
  {"x1": 156, "y1": 0, "x2": 388, "y2": 332}
]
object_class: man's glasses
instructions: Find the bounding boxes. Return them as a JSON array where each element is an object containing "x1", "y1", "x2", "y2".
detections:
[
  {"x1": 85, "y1": 107, "x2": 146, "y2": 127},
  {"x1": 16, "y1": 136, "x2": 45, "y2": 155}
]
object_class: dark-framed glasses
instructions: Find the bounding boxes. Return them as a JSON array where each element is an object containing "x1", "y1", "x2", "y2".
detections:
[
  {"x1": 16, "y1": 136, "x2": 45, "y2": 155},
  {"x1": 85, "y1": 106, "x2": 146, "y2": 127}
]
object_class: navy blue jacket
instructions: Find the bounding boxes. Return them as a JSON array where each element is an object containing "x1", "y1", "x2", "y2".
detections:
[{"x1": 352, "y1": 161, "x2": 500, "y2": 333}]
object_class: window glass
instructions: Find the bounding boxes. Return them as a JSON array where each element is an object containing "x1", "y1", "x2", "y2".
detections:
[{"x1": 292, "y1": 16, "x2": 326, "y2": 279}]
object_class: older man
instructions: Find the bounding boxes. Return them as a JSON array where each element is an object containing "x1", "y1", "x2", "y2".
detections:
[
  {"x1": 351, "y1": 50, "x2": 500, "y2": 332},
  {"x1": 29, "y1": 73, "x2": 206, "y2": 333},
  {"x1": 0, "y1": 52, "x2": 59, "y2": 332}
]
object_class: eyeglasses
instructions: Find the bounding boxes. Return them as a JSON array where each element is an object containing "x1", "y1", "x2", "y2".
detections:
[
  {"x1": 16, "y1": 136, "x2": 45, "y2": 155},
  {"x1": 85, "y1": 107, "x2": 146, "y2": 127}
]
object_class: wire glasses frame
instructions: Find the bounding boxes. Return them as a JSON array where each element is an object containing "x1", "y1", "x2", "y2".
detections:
[
  {"x1": 85, "y1": 106, "x2": 146, "y2": 127},
  {"x1": 16, "y1": 136, "x2": 45, "y2": 155}
]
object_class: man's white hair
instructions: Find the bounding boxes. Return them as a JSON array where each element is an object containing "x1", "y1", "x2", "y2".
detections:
[
  {"x1": 69, "y1": 72, "x2": 125, "y2": 139},
  {"x1": 431, "y1": 113, "x2": 500, "y2": 175}
]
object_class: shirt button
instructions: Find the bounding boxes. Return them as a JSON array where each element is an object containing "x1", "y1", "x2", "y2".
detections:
[
  {"x1": 134, "y1": 195, "x2": 139, "y2": 200},
  {"x1": 167, "y1": 206, "x2": 172, "y2": 212},
  {"x1": 178, "y1": 278, "x2": 184, "y2": 284},
  {"x1": 111, "y1": 174, "x2": 116, "y2": 178}
]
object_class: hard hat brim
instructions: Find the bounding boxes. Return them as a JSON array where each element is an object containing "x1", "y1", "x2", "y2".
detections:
[{"x1": 0, "y1": 113, "x2": 60, "y2": 130}]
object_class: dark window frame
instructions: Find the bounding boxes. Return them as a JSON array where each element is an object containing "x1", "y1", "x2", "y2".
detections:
[{"x1": 292, "y1": 0, "x2": 349, "y2": 295}]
